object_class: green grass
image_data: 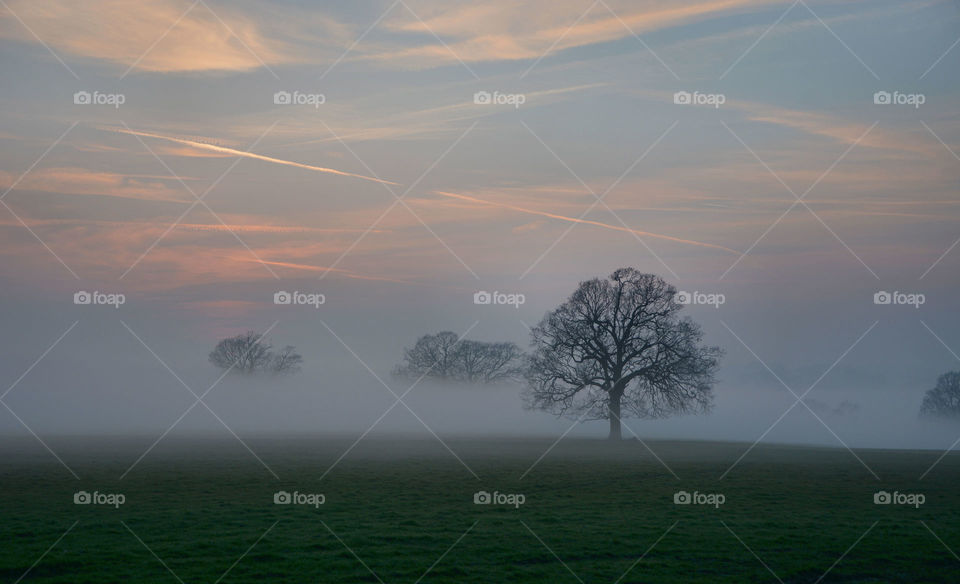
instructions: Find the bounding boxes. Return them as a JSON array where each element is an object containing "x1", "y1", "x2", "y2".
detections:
[{"x1": 2, "y1": 436, "x2": 959, "y2": 583}]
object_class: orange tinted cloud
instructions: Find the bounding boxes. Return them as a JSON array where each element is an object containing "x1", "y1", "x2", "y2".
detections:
[
  {"x1": 0, "y1": 0, "x2": 327, "y2": 73},
  {"x1": 0, "y1": 167, "x2": 192, "y2": 203}
]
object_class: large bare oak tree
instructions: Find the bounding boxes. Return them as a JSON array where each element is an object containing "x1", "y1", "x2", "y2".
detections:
[{"x1": 525, "y1": 268, "x2": 721, "y2": 440}]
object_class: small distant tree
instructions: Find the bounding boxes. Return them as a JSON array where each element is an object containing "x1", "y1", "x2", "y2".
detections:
[
  {"x1": 209, "y1": 331, "x2": 302, "y2": 376},
  {"x1": 920, "y1": 371, "x2": 960, "y2": 419},
  {"x1": 270, "y1": 345, "x2": 303, "y2": 375},
  {"x1": 395, "y1": 332, "x2": 524, "y2": 383}
]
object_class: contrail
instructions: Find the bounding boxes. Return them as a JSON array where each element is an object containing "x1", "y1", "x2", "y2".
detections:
[
  {"x1": 432, "y1": 190, "x2": 739, "y2": 254},
  {"x1": 110, "y1": 127, "x2": 400, "y2": 185}
]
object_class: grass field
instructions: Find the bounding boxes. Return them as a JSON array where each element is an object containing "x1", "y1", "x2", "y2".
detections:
[{"x1": 2, "y1": 435, "x2": 959, "y2": 583}]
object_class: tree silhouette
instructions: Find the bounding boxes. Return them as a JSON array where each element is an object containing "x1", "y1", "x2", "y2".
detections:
[
  {"x1": 395, "y1": 331, "x2": 524, "y2": 383},
  {"x1": 209, "y1": 331, "x2": 302, "y2": 375},
  {"x1": 921, "y1": 371, "x2": 960, "y2": 419},
  {"x1": 525, "y1": 268, "x2": 721, "y2": 440}
]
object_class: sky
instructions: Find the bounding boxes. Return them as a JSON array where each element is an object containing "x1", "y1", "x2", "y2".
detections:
[{"x1": 0, "y1": 0, "x2": 958, "y2": 450}]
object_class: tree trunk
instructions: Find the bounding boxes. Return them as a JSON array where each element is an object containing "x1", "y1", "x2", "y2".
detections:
[{"x1": 607, "y1": 389, "x2": 622, "y2": 440}]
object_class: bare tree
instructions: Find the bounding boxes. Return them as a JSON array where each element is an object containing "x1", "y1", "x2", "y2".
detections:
[
  {"x1": 920, "y1": 371, "x2": 960, "y2": 419},
  {"x1": 525, "y1": 268, "x2": 721, "y2": 440},
  {"x1": 209, "y1": 331, "x2": 302, "y2": 376},
  {"x1": 457, "y1": 340, "x2": 525, "y2": 383},
  {"x1": 395, "y1": 332, "x2": 524, "y2": 383},
  {"x1": 270, "y1": 345, "x2": 304, "y2": 375}
]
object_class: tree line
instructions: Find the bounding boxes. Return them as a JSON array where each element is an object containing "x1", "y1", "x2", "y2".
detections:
[{"x1": 206, "y1": 267, "x2": 959, "y2": 438}]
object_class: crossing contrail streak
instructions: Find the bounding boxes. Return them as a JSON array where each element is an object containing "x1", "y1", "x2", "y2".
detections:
[
  {"x1": 110, "y1": 127, "x2": 400, "y2": 185},
  {"x1": 432, "y1": 190, "x2": 739, "y2": 254}
]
